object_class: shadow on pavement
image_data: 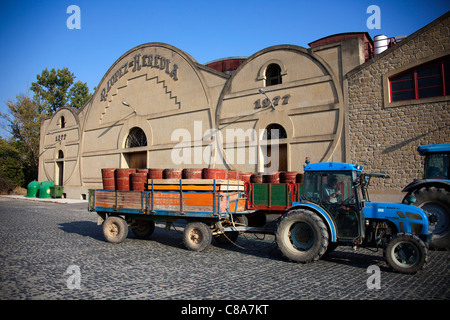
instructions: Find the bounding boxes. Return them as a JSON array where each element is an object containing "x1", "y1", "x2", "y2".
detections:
[
  {"x1": 58, "y1": 219, "x2": 391, "y2": 272},
  {"x1": 59, "y1": 220, "x2": 104, "y2": 241}
]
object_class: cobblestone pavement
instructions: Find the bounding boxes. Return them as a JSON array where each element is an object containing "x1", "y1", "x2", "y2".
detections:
[{"x1": 0, "y1": 196, "x2": 449, "y2": 302}]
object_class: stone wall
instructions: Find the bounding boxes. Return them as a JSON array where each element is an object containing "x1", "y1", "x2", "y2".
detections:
[{"x1": 346, "y1": 12, "x2": 450, "y2": 190}]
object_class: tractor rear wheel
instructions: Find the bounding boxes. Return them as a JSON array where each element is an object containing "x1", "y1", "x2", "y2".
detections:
[
  {"x1": 275, "y1": 209, "x2": 329, "y2": 263},
  {"x1": 384, "y1": 233, "x2": 428, "y2": 274},
  {"x1": 407, "y1": 187, "x2": 450, "y2": 250}
]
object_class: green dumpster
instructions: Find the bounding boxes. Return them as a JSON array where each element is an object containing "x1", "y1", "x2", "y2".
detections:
[
  {"x1": 50, "y1": 186, "x2": 64, "y2": 198},
  {"x1": 26, "y1": 181, "x2": 40, "y2": 198},
  {"x1": 39, "y1": 181, "x2": 54, "y2": 199}
]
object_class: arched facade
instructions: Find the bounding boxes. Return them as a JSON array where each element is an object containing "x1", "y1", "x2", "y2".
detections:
[
  {"x1": 40, "y1": 106, "x2": 81, "y2": 192},
  {"x1": 38, "y1": 14, "x2": 450, "y2": 199},
  {"x1": 39, "y1": 39, "x2": 365, "y2": 199},
  {"x1": 215, "y1": 45, "x2": 349, "y2": 173}
]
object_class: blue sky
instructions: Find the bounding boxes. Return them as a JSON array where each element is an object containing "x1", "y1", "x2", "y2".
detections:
[{"x1": 0, "y1": 0, "x2": 448, "y2": 138}]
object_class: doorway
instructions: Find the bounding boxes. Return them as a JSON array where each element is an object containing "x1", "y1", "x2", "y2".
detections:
[
  {"x1": 263, "y1": 143, "x2": 287, "y2": 172},
  {"x1": 262, "y1": 123, "x2": 288, "y2": 172},
  {"x1": 123, "y1": 127, "x2": 148, "y2": 169},
  {"x1": 125, "y1": 151, "x2": 147, "y2": 169},
  {"x1": 56, "y1": 150, "x2": 64, "y2": 186},
  {"x1": 56, "y1": 161, "x2": 64, "y2": 185}
]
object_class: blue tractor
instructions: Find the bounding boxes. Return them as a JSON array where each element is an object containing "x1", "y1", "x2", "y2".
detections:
[
  {"x1": 275, "y1": 162, "x2": 430, "y2": 274},
  {"x1": 402, "y1": 144, "x2": 450, "y2": 250}
]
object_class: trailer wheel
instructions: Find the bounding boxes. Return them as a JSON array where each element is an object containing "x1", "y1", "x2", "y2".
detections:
[
  {"x1": 183, "y1": 222, "x2": 212, "y2": 252},
  {"x1": 275, "y1": 209, "x2": 329, "y2": 263},
  {"x1": 103, "y1": 216, "x2": 128, "y2": 244},
  {"x1": 132, "y1": 220, "x2": 155, "y2": 239},
  {"x1": 384, "y1": 233, "x2": 428, "y2": 274}
]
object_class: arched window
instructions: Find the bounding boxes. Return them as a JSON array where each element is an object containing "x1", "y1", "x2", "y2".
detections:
[
  {"x1": 263, "y1": 123, "x2": 287, "y2": 140},
  {"x1": 125, "y1": 127, "x2": 147, "y2": 148},
  {"x1": 266, "y1": 64, "x2": 282, "y2": 86},
  {"x1": 58, "y1": 150, "x2": 64, "y2": 159}
]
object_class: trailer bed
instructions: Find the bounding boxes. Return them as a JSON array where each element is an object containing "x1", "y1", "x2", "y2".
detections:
[{"x1": 89, "y1": 179, "x2": 248, "y2": 219}]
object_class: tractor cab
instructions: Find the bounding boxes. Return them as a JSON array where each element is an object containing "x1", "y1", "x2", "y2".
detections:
[
  {"x1": 418, "y1": 144, "x2": 450, "y2": 180},
  {"x1": 302, "y1": 162, "x2": 365, "y2": 241}
]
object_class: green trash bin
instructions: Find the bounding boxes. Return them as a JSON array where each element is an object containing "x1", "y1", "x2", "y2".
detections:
[
  {"x1": 39, "y1": 181, "x2": 54, "y2": 199},
  {"x1": 27, "y1": 181, "x2": 40, "y2": 198},
  {"x1": 50, "y1": 186, "x2": 64, "y2": 198}
]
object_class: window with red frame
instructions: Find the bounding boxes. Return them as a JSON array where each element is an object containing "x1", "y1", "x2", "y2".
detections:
[{"x1": 389, "y1": 56, "x2": 449, "y2": 102}]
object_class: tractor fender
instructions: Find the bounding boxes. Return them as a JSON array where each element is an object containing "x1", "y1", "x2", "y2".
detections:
[
  {"x1": 402, "y1": 179, "x2": 450, "y2": 193},
  {"x1": 287, "y1": 202, "x2": 337, "y2": 242}
]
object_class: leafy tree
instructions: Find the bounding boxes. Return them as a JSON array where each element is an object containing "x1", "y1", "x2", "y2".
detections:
[
  {"x1": 31, "y1": 67, "x2": 92, "y2": 114},
  {"x1": 1, "y1": 67, "x2": 92, "y2": 188},
  {"x1": 69, "y1": 80, "x2": 92, "y2": 109},
  {"x1": 31, "y1": 67, "x2": 74, "y2": 114},
  {"x1": 0, "y1": 137, "x2": 25, "y2": 191},
  {"x1": 1, "y1": 94, "x2": 41, "y2": 183}
]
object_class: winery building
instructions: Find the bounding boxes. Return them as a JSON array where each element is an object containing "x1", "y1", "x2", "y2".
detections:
[{"x1": 39, "y1": 12, "x2": 449, "y2": 200}]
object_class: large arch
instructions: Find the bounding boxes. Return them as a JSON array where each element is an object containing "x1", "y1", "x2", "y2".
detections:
[
  {"x1": 40, "y1": 106, "x2": 81, "y2": 185},
  {"x1": 215, "y1": 44, "x2": 345, "y2": 172},
  {"x1": 77, "y1": 42, "x2": 228, "y2": 188},
  {"x1": 38, "y1": 38, "x2": 364, "y2": 199}
]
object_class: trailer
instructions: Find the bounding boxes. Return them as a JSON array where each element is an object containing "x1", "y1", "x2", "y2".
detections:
[
  {"x1": 89, "y1": 178, "x2": 253, "y2": 251},
  {"x1": 89, "y1": 162, "x2": 433, "y2": 274}
]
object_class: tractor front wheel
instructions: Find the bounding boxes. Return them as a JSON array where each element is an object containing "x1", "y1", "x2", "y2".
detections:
[{"x1": 384, "y1": 233, "x2": 428, "y2": 274}]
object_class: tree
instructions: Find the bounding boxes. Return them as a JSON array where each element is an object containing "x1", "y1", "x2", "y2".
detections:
[
  {"x1": 1, "y1": 67, "x2": 92, "y2": 188},
  {"x1": 30, "y1": 67, "x2": 92, "y2": 114},
  {"x1": 0, "y1": 137, "x2": 25, "y2": 193},
  {"x1": 31, "y1": 67, "x2": 74, "y2": 114},
  {"x1": 1, "y1": 94, "x2": 41, "y2": 183},
  {"x1": 69, "y1": 80, "x2": 92, "y2": 109}
]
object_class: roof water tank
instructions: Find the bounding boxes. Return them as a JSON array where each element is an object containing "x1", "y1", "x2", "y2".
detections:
[{"x1": 374, "y1": 35, "x2": 389, "y2": 55}]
